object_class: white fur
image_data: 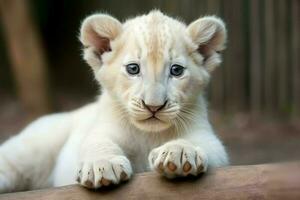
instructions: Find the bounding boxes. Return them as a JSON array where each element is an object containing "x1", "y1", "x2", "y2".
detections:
[{"x1": 0, "y1": 11, "x2": 228, "y2": 192}]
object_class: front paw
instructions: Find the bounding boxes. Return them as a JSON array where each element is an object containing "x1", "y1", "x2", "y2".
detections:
[
  {"x1": 149, "y1": 141, "x2": 208, "y2": 178},
  {"x1": 77, "y1": 155, "x2": 132, "y2": 189}
]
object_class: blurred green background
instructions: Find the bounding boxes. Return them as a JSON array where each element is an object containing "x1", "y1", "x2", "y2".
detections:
[{"x1": 0, "y1": 0, "x2": 299, "y2": 165}]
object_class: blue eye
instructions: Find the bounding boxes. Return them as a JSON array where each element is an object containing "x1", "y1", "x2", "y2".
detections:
[
  {"x1": 170, "y1": 64, "x2": 185, "y2": 77},
  {"x1": 126, "y1": 63, "x2": 140, "y2": 75}
]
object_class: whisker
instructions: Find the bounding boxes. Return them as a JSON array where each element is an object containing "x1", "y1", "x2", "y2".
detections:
[{"x1": 180, "y1": 110, "x2": 199, "y2": 123}]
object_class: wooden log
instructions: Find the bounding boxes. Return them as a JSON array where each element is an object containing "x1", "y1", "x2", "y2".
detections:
[{"x1": 0, "y1": 162, "x2": 299, "y2": 200}]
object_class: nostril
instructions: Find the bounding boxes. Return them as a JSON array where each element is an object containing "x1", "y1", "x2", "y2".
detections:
[
  {"x1": 142, "y1": 100, "x2": 167, "y2": 113},
  {"x1": 147, "y1": 105, "x2": 162, "y2": 112}
]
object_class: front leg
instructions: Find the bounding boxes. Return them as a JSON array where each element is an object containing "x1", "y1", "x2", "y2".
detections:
[
  {"x1": 149, "y1": 131, "x2": 228, "y2": 178},
  {"x1": 77, "y1": 136, "x2": 132, "y2": 189}
]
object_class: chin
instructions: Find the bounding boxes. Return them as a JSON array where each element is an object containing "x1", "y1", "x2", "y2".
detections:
[{"x1": 131, "y1": 118, "x2": 172, "y2": 133}]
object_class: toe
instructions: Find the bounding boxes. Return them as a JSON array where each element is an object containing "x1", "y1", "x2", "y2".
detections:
[{"x1": 81, "y1": 163, "x2": 95, "y2": 188}]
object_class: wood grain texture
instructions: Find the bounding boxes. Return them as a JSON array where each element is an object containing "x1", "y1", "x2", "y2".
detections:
[{"x1": 0, "y1": 162, "x2": 299, "y2": 200}]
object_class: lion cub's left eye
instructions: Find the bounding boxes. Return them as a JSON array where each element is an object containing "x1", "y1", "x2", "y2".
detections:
[
  {"x1": 170, "y1": 64, "x2": 185, "y2": 77},
  {"x1": 125, "y1": 63, "x2": 140, "y2": 75}
]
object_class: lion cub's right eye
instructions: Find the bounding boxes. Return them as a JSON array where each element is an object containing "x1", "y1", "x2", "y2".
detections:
[
  {"x1": 125, "y1": 63, "x2": 140, "y2": 75},
  {"x1": 170, "y1": 64, "x2": 185, "y2": 77}
]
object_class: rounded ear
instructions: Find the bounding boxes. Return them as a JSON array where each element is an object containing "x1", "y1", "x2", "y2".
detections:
[
  {"x1": 80, "y1": 14, "x2": 122, "y2": 70},
  {"x1": 187, "y1": 16, "x2": 227, "y2": 72}
]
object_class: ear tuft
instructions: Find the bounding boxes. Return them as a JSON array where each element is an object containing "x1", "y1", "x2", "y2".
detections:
[
  {"x1": 187, "y1": 16, "x2": 227, "y2": 72},
  {"x1": 80, "y1": 14, "x2": 122, "y2": 69}
]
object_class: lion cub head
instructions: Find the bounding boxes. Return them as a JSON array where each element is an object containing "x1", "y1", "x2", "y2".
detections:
[{"x1": 80, "y1": 10, "x2": 226, "y2": 133}]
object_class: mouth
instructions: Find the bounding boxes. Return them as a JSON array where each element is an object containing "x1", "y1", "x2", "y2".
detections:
[
  {"x1": 132, "y1": 113, "x2": 171, "y2": 132},
  {"x1": 140, "y1": 114, "x2": 165, "y2": 123},
  {"x1": 145, "y1": 115, "x2": 158, "y2": 120}
]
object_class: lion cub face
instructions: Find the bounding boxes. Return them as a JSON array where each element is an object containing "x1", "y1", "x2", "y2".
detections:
[{"x1": 80, "y1": 11, "x2": 226, "y2": 132}]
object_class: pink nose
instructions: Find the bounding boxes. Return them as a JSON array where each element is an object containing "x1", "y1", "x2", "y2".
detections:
[{"x1": 142, "y1": 101, "x2": 167, "y2": 113}]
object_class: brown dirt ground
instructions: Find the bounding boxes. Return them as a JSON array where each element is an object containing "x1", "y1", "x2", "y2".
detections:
[{"x1": 1, "y1": 93, "x2": 299, "y2": 166}]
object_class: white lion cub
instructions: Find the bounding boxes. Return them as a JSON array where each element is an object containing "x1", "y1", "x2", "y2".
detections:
[{"x1": 0, "y1": 10, "x2": 228, "y2": 192}]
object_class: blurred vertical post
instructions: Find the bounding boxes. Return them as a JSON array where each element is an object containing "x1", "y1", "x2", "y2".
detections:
[
  {"x1": 291, "y1": 0, "x2": 300, "y2": 116},
  {"x1": 207, "y1": 0, "x2": 225, "y2": 112},
  {"x1": 264, "y1": 0, "x2": 276, "y2": 115},
  {"x1": 275, "y1": 0, "x2": 289, "y2": 115},
  {"x1": 0, "y1": 0, "x2": 52, "y2": 119},
  {"x1": 223, "y1": 0, "x2": 247, "y2": 112},
  {"x1": 249, "y1": 0, "x2": 262, "y2": 114}
]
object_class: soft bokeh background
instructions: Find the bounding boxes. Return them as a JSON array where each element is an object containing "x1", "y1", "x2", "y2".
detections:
[{"x1": 0, "y1": 0, "x2": 299, "y2": 165}]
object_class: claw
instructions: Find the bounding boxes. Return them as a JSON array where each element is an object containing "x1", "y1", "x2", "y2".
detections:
[
  {"x1": 157, "y1": 162, "x2": 164, "y2": 173},
  {"x1": 100, "y1": 178, "x2": 111, "y2": 186},
  {"x1": 167, "y1": 162, "x2": 177, "y2": 172},
  {"x1": 120, "y1": 171, "x2": 128, "y2": 181},
  {"x1": 183, "y1": 161, "x2": 192, "y2": 173},
  {"x1": 84, "y1": 180, "x2": 94, "y2": 188}
]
